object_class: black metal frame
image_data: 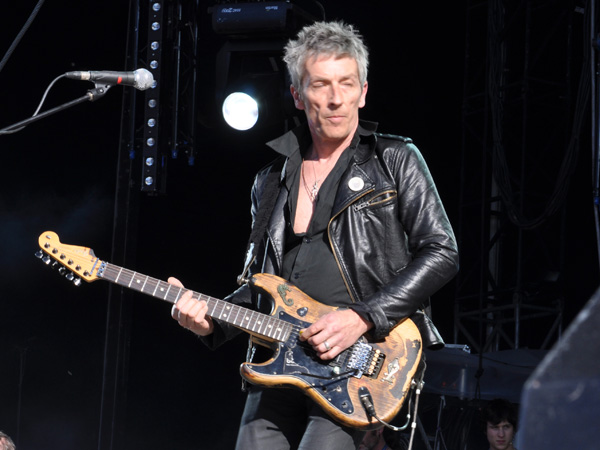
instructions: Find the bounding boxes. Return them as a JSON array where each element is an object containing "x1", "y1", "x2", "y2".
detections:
[{"x1": 453, "y1": 0, "x2": 584, "y2": 354}]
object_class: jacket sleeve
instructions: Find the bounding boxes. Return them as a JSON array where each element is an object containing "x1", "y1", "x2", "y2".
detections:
[{"x1": 349, "y1": 141, "x2": 459, "y2": 342}]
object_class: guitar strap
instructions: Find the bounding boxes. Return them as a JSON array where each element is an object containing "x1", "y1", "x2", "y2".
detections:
[
  {"x1": 238, "y1": 156, "x2": 285, "y2": 388},
  {"x1": 238, "y1": 155, "x2": 286, "y2": 284}
]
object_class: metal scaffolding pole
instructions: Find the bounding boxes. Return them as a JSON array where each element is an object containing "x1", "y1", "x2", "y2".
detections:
[{"x1": 454, "y1": 0, "x2": 581, "y2": 354}]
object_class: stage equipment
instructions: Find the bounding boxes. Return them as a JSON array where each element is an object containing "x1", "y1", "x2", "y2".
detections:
[
  {"x1": 65, "y1": 69, "x2": 154, "y2": 90},
  {"x1": 141, "y1": 1, "x2": 163, "y2": 193},
  {"x1": 222, "y1": 92, "x2": 258, "y2": 130},
  {"x1": 211, "y1": 1, "x2": 316, "y2": 36},
  {"x1": 517, "y1": 287, "x2": 600, "y2": 449},
  {"x1": 210, "y1": 2, "x2": 317, "y2": 132},
  {"x1": 221, "y1": 69, "x2": 294, "y2": 131}
]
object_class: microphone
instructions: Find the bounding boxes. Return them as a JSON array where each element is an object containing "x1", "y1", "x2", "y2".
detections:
[{"x1": 65, "y1": 68, "x2": 154, "y2": 90}]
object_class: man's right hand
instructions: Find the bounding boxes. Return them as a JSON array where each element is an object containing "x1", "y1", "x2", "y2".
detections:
[{"x1": 168, "y1": 277, "x2": 214, "y2": 336}]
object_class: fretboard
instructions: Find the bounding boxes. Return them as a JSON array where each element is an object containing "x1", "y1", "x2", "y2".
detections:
[{"x1": 99, "y1": 262, "x2": 293, "y2": 342}]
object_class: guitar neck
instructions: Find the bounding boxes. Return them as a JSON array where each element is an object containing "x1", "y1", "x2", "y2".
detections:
[{"x1": 99, "y1": 262, "x2": 293, "y2": 342}]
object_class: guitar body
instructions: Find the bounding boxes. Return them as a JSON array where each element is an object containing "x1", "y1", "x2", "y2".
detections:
[
  {"x1": 37, "y1": 231, "x2": 423, "y2": 430},
  {"x1": 242, "y1": 273, "x2": 422, "y2": 430}
]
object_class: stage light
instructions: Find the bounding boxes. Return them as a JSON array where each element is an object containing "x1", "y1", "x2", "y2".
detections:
[
  {"x1": 142, "y1": 1, "x2": 164, "y2": 193},
  {"x1": 219, "y1": 70, "x2": 295, "y2": 132},
  {"x1": 222, "y1": 92, "x2": 259, "y2": 130},
  {"x1": 210, "y1": 2, "x2": 318, "y2": 134}
]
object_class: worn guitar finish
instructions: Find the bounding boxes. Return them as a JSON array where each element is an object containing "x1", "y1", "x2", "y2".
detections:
[{"x1": 37, "y1": 231, "x2": 423, "y2": 429}]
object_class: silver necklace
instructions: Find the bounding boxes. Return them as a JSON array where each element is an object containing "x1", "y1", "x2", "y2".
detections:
[{"x1": 301, "y1": 159, "x2": 320, "y2": 201}]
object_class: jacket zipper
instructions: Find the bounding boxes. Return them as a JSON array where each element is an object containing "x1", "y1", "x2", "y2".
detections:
[
  {"x1": 327, "y1": 188, "x2": 375, "y2": 303},
  {"x1": 352, "y1": 189, "x2": 397, "y2": 212}
]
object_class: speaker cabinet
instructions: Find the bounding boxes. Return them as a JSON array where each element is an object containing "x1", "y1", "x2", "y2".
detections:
[{"x1": 517, "y1": 287, "x2": 600, "y2": 449}]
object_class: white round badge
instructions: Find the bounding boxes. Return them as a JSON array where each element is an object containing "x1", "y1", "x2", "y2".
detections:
[{"x1": 348, "y1": 177, "x2": 365, "y2": 192}]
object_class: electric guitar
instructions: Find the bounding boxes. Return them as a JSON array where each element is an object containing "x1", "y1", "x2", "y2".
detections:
[{"x1": 36, "y1": 231, "x2": 423, "y2": 430}]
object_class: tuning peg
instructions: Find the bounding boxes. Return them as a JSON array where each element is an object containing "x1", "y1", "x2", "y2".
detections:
[
  {"x1": 42, "y1": 256, "x2": 52, "y2": 265},
  {"x1": 35, "y1": 250, "x2": 44, "y2": 259},
  {"x1": 58, "y1": 267, "x2": 67, "y2": 276},
  {"x1": 65, "y1": 272, "x2": 74, "y2": 281},
  {"x1": 72, "y1": 277, "x2": 82, "y2": 287},
  {"x1": 51, "y1": 261, "x2": 60, "y2": 270}
]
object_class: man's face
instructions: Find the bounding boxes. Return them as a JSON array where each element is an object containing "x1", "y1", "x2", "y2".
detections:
[
  {"x1": 292, "y1": 54, "x2": 368, "y2": 148},
  {"x1": 486, "y1": 420, "x2": 515, "y2": 450},
  {"x1": 357, "y1": 429, "x2": 382, "y2": 450}
]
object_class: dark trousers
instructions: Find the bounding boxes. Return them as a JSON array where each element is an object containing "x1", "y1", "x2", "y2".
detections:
[{"x1": 235, "y1": 387, "x2": 366, "y2": 450}]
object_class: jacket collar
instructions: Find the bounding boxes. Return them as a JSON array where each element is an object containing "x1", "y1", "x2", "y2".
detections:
[{"x1": 265, "y1": 120, "x2": 379, "y2": 159}]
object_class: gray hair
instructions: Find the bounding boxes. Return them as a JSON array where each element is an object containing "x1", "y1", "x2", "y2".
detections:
[
  {"x1": 0, "y1": 432, "x2": 16, "y2": 450},
  {"x1": 283, "y1": 21, "x2": 369, "y2": 95}
]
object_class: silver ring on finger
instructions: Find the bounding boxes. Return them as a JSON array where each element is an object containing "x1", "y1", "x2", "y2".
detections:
[{"x1": 323, "y1": 340, "x2": 331, "y2": 351}]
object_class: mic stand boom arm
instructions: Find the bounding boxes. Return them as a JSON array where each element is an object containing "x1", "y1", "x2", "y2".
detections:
[{"x1": 0, "y1": 83, "x2": 112, "y2": 135}]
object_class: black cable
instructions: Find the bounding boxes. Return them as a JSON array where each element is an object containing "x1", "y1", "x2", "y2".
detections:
[
  {"x1": 0, "y1": 74, "x2": 67, "y2": 135},
  {"x1": 489, "y1": 1, "x2": 590, "y2": 231},
  {"x1": 0, "y1": 0, "x2": 46, "y2": 75}
]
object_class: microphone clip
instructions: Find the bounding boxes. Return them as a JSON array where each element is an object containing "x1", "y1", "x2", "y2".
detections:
[{"x1": 86, "y1": 83, "x2": 114, "y2": 101}]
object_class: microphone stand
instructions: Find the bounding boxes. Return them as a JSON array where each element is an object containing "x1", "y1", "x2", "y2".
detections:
[{"x1": 0, "y1": 83, "x2": 112, "y2": 135}]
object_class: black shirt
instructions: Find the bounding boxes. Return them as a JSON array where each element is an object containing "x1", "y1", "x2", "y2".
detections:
[{"x1": 280, "y1": 136, "x2": 359, "y2": 307}]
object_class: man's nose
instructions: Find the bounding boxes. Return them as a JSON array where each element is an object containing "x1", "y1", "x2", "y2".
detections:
[{"x1": 329, "y1": 84, "x2": 342, "y2": 104}]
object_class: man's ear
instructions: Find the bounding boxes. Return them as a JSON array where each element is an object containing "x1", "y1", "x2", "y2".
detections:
[
  {"x1": 291, "y1": 85, "x2": 305, "y2": 111},
  {"x1": 359, "y1": 80, "x2": 368, "y2": 109}
]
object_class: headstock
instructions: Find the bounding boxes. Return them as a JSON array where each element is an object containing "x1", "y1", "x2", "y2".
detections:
[{"x1": 36, "y1": 231, "x2": 102, "y2": 285}]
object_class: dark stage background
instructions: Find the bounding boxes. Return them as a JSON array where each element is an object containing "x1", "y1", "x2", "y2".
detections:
[{"x1": 1, "y1": 1, "x2": 598, "y2": 449}]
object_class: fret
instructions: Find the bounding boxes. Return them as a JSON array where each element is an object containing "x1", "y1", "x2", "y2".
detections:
[
  {"x1": 173, "y1": 287, "x2": 183, "y2": 304},
  {"x1": 212, "y1": 300, "x2": 223, "y2": 318},
  {"x1": 262, "y1": 315, "x2": 277, "y2": 337},
  {"x1": 208, "y1": 298, "x2": 218, "y2": 317},
  {"x1": 140, "y1": 276, "x2": 149, "y2": 293},
  {"x1": 231, "y1": 304, "x2": 243, "y2": 326},
  {"x1": 199, "y1": 294, "x2": 209, "y2": 310},
  {"x1": 127, "y1": 271, "x2": 136, "y2": 288},
  {"x1": 261, "y1": 316, "x2": 272, "y2": 337},
  {"x1": 219, "y1": 303, "x2": 232, "y2": 321},
  {"x1": 246, "y1": 310, "x2": 258, "y2": 333},
  {"x1": 256, "y1": 312, "x2": 267, "y2": 334},
  {"x1": 206, "y1": 297, "x2": 216, "y2": 312},
  {"x1": 254, "y1": 312, "x2": 266, "y2": 335},
  {"x1": 163, "y1": 283, "x2": 172, "y2": 301},
  {"x1": 121, "y1": 270, "x2": 132, "y2": 287},
  {"x1": 255, "y1": 316, "x2": 263, "y2": 336},
  {"x1": 275, "y1": 318, "x2": 285, "y2": 339},
  {"x1": 151, "y1": 279, "x2": 160, "y2": 297},
  {"x1": 131, "y1": 274, "x2": 144, "y2": 292},
  {"x1": 39, "y1": 234, "x2": 311, "y2": 350},
  {"x1": 261, "y1": 314, "x2": 273, "y2": 336},
  {"x1": 156, "y1": 281, "x2": 168, "y2": 299},
  {"x1": 274, "y1": 319, "x2": 285, "y2": 341},
  {"x1": 241, "y1": 309, "x2": 252, "y2": 329},
  {"x1": 283, "y1": 323, "x2": 292, "y2": 341},
  {"x1": 85, "y1": 262, "x2": 289, "y2": 343}
]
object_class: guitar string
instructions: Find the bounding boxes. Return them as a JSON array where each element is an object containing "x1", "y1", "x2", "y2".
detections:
[
  {"x1": 57, "y1": 258, "x2": 378, "y2": 384},
  {"x1": 102, "y1": 264, "x2": 299, "y2": 341},
  {"x1": 74, "y1": 264, "x2": 364, "y2": 382},
  {"x1": 82, "y1": 259, "x2": 408, "y2": 423},
  {"x1": 101, "y1": 264, "x2": 359, "y2": 364}
]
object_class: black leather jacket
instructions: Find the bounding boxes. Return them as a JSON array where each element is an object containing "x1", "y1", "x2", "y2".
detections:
[{"x1": 206, "y1": 121, "x2": 459, "y2": 350}]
